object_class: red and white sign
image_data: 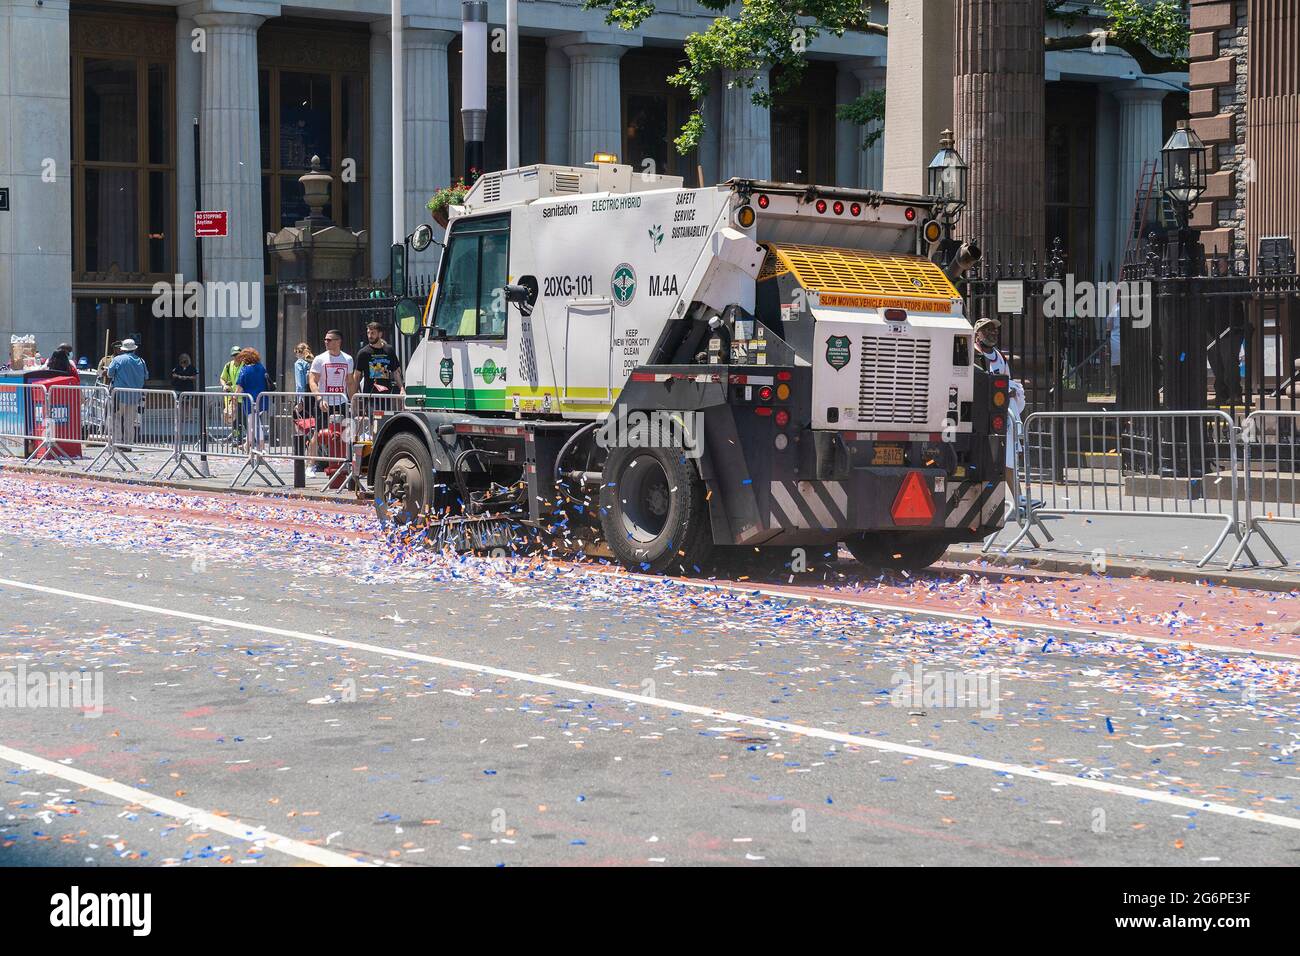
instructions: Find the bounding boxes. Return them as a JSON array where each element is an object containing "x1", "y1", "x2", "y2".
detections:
[{"x1": 195, "y1": 210, "x2": 229, "y2": 238}]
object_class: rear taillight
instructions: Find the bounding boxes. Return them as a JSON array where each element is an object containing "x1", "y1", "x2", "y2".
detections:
[
  {"x1": 758, "y1": 385, "x2": 774, "y2": 402},
  {"x1": 757, "y1": 193, "x2": 770, "y2": 208},
  {"x1": 815, "y1": 199, "x2": 827, "y2": 214},
  {"x1": 832, "y1": 200, "x2": 844, "y2": 215},
  {"x1": 991, "y1": 414, "x2": 1006, "y2": 432},
  {"x1": 774, "y1": 409, "x2": 790, "y2": 428},
  {"x1": 850, "y1": 202, "x2": 861, "y2": 216}
]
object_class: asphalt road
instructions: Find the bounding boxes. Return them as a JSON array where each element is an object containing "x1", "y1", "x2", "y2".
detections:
[{"x1": 1, "y1": 473, "x2": 1298, "y2": 866}]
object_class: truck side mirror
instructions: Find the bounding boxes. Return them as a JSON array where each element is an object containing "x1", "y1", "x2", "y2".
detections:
[
  {"x1": 504, "y1": 275, "x2": 538, "y2": 316},
  {"x1": 390, "y1": 242, "x2": 407, "y2": 297}
]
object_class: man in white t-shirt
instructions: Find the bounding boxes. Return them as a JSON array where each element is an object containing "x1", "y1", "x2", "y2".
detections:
[
  {"x1": 309, "y1": 329, "x2": 355, "y2": 409},
  {"x1": 308, "y1": 329, "x2": 354, "y2": 473}
]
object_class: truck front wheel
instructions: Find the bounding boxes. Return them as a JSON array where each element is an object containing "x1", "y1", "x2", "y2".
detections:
[
  {"x1": 599, "y1": 445, "x2": 712, "y2": 574},
  {"x1": 844, "y1": 532, "x2": 952, "y2": 572},
  {"x1": 374, "y1": 432, "x2": 434, "y2": 527}
]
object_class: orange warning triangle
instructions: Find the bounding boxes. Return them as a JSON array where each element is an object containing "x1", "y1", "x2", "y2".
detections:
[{"x1": 891, "y1": 471, "x2": 936, "y2": 526}]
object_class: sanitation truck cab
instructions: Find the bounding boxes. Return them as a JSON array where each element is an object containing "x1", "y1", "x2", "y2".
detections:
[{"x1": 371, "y1": 159, "x2": 1007, "y2": 573}]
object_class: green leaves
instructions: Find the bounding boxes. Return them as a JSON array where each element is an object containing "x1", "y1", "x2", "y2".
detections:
[
  {"x1": 583, "y1": 0, "x2": 1188, "y2": 158},
  {"x1": 835, "y1": 89, "x2": 886, "y2": 151},
  {"x1": 1102, "y1": 0, "x2": 1190, "y2": 61}
]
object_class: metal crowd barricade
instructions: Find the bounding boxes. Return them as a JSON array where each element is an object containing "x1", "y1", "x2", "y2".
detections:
[
  {"x1": 253, "y1": 391, "x2": 351, "y2": 489},
  {"x1": 981, "y1": 416, "x2": 1056, "y2": 553},
  {"x1": 87, "y1": 387, "x2": 183, "y2": 476},
  {"x1": 24, "y1": 383, "x2": 86, "y2": 466},
  {"x1": 1230, "y1": 410, "x2": 1300, "y2": 568},
  {"x1": 0, "y1": 381, "x2": 53, "y2": 460},
  {"x1": 1001, "y1": 410, "x2": 1248, "y2": 568},
  {"x1": 175, "y1": 390, "x2": 281, "y2": 488},
  {"x1": 346, "y1": 392, "x2": 407, "y2": 494}
]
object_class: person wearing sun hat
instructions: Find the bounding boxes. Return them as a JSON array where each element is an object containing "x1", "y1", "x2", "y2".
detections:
[{"x1": 106, "y1": 338, "x2": 149, "y2": 449}]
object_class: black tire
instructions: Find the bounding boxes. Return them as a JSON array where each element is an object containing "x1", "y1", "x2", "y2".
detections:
[
  {"x1": 374, "y1": 432, "x2": 434, "y2": 526},
  {"x1": 844, "y1": 532, "x2": 952, "y2": 572},
  {"x1": 599, "y1": 443, "x2": 712, "y2": 574}
]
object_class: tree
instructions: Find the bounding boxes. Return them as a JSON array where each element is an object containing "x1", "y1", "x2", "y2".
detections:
[{"x1": 583, "y1": 0, "x2": 1189, "y2": 155}]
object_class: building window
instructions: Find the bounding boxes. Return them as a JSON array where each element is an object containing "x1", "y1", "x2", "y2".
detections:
[
  {"x1": 621, "y1": 49, "x2": 698, "y2": 179},
  {"x1": 70, "y1": 7, "x2": 179, "y2": 381},
  {"x1": 450, "y1": 37, "x2": 545, "y2": 178},
  {"x1": 1045, "y1": 83, "x2": 1096, "y2": 277},
  {"x1": 257, "y1": 21, "x2": 369, "y2": 278},
  {"x1": 71, "y1": 20, "x2": 175, "y2": 279},
  {"x1": 769, "y1": 64, "x2": 837, "y2": 184}
]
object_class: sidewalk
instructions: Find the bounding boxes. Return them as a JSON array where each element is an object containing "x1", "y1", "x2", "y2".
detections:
[
  {"x1": 0, "y1": 448, "x2": 353, "y2": 500},
  {"x1": 961, "y1": 510, "x2": 1300, "y2": 591}
]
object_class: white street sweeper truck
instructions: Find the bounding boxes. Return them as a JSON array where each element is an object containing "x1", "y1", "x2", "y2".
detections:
[{"x1": 371, "y1": 158, "x2": 1009, "y2": 573}]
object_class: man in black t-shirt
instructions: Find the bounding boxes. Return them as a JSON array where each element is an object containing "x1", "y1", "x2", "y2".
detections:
[{"x1": 352, "y1": 321, "x2": 403, "y2": 395}]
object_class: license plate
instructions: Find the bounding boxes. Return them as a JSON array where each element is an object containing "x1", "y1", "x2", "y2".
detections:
[{"x1": 872, "y1": 443, "x2": 905, "y2": 466}]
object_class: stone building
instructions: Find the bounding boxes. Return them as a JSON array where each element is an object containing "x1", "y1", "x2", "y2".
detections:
[
  {"x1": 1189, "y1": 0, "x2": 1300, "y2": 269},
  {"x1": 0, "y1": 0, "x2": 1188, "y2": 380}
]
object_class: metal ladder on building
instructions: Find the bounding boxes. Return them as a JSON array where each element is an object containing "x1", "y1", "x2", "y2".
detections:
[{"x1": 1123, "y1": 160, "x2": 1178, "y2": 266}]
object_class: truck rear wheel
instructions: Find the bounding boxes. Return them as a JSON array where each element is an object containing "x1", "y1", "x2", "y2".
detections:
[
  {"x1": 374, "y1": 432, "x2": 434, "y2": 527},
  {"x1": 599, "y1": 445, "x2": 712, "y2": 574},
  {"x1": 844, "y1": 532, "x2": 952, "y2": 572}
]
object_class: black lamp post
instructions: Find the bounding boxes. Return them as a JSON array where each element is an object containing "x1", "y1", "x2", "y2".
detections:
[
  {"x1": 927, "y1": 129, "x2": 970, "y2": 271},
  {"x1": 928, "y1": 128, "x2": 968, "y2": 221},
  {"x1": 1161, "y1": 121, "x2": 1208, "y2": 276}
]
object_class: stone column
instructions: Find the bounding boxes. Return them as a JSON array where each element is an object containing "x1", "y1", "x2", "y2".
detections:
[
  {"x1": 954, "y1": 0, "x2": 1045, "y2": 260},
  {"x1": 194, "y1": 10, "x2": 266, "y2": 379},
  {"x1": 403, "y1": 27, "x2": 454, "y2": 276},
  {"x1": 176, "y1": 15, "x2": 202, "y2": 285},
  {"x1": 720, "y1": 68, "x2": 771, "y2": 181},
  {"x1": 0, "y1": 0, "x2": 73, "y2": 355},
  {"x1": 853, "y1": 62, "x2": 887, "y2": 191},
  {"x1": 369, "y1": 20, "x2": 393, "y2": 277},
  {"x1": 882, "y1": 0, "x2": 954, "y2": 194},
  {"x1": 1110, "y1": 82, "x2": 1167, "y2": 272},
  {"x1": 563, "y1": 42, "x2": 630, "y2": 166},
  {"x1": 696, "y1": 71, "x2": 722, "y2": 186},
  {"x1": 835, "y1": 63, "x2": 861, "y2": 188},
  {"x1": 544, "y1": 41, "x2": 571, "y2": 165}
]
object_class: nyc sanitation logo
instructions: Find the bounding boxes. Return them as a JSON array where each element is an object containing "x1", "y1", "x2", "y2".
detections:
[
  {"x1": 826, "y1": 335, "x2": 852, "y2": 370},
  {"x1": 439, "y1": 358, "x2": 454, "y2": 386},
  {"x1": 612, "y1": 263, "x2": 637, "y2": 306}
]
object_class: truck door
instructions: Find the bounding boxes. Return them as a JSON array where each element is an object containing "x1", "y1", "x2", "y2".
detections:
[
  {"x1": 563, "y1": 299, "x2": 614, "y2": 407},
  {"x1": 423, "y1": 213, "x2": 511, "y2": 410}
]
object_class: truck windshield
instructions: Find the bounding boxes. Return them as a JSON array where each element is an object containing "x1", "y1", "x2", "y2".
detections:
[{"x1": 432, "y1": 214, "x2": 511, "y2": 338}]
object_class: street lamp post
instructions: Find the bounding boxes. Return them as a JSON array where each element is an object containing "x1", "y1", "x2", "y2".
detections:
[
  {"x1": 1159, "y1": 120, "x2": 1210, "y2": 433},
  {"x1": 1161, "y1": 121, "x2": 1208, "y2": 277},
  {"x1": 927, "y1": 129, "x2": 974, "y2": 277},
  {"x1": 506, "y1": 0, "x2": 519, "y2": 169},
  {"x1": 461, "y1": 0, "x2": 488, "y2": 184}
]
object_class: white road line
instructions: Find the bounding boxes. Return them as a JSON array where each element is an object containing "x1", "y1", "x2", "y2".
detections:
[
  {"x1": 613, "y1": 570, "x2": 1300, "y2": 661},
  {"x1": 0, "y1": 742, "x2": 369, "y2": 867},
  {"x1": 4, "y1": 575, "x2": 1300, "y2": 834}
]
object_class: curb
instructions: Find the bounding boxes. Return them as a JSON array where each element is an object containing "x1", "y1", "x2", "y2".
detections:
[
  {"x1": 945, "y1": 544, "x2": 1299, "y2": 593},
  {"x1": 0, "y1": 461, "x2": 361, "y2": 505},
  {"x1": 5, "y1": 460, "x2": 1296, "y2": 593}
]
